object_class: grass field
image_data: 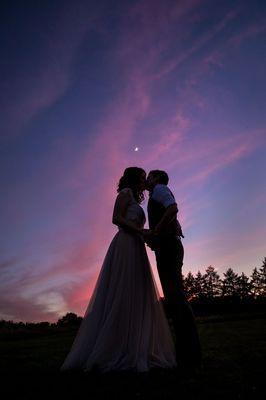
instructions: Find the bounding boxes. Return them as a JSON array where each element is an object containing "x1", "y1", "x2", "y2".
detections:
[{"x1": 1, "y1": 312, "x2": 266, "y2": 399}]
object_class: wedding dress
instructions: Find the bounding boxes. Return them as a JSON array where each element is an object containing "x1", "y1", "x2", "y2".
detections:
[{"x1": 61, "y1": 188, "x2": 176, "y2": 372}]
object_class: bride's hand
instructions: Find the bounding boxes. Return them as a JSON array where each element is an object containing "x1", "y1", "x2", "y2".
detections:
[{"x1": 140, "y1": 229, "x2": 155, "y2": 248}]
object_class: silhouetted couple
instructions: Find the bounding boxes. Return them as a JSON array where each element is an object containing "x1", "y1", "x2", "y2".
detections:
[{"x1": 61, "y1": 167, "x2": 201, "y2": 373}]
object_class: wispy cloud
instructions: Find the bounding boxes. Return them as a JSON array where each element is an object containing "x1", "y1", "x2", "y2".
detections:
[
  {"x1": 0, "y1": 3, "x2": 102, "y2": 140},
  {"x1": 230, "y1": 19, "x2": 266, "y2": 47}
]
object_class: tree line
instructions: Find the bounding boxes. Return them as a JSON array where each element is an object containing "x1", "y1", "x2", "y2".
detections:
[
  {"x1": 1, "y1": 257, "x2": 265, "y2": 329},
  {"x1": 182, "y1": 257, "x2": 266, "y2": 315}
]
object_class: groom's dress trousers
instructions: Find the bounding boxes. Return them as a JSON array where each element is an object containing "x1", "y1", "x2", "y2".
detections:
[{"x1": 148, "y1": 184, "x2": 201, "y2": 365}]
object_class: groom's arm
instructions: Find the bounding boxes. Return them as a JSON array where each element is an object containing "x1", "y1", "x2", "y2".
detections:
[
  {"x1": 151, "y1": 184, "x2": 183, "y2": 236},
  {"x1": 142, "y1": 204, "x2": 178, "y2": 249},
  {"x1": 153, "y1": 204, "x2": 178, "y2": 235}
]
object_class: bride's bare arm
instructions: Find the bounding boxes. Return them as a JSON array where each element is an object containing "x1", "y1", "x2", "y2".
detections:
[{"x1": 112, "y1": 191, "x2": 142, "y2": 234}]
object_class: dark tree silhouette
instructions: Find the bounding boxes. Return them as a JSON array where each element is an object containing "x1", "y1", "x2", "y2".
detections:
[
  {"x1": 222, "y1": 268, "x2": 239, "y2": 298},
  {"x1": 236, "y1": 272, "x2": 251, "y2": 299},
  {"x1": 57, "y1": 312, "x2": 82, "y2": 327},
  {"x1": 193, "y1": 271, "x2": 205, "y2": 299},
  {"x1": 202, "y1": 265, "x2": 222, "y2": 298},
  {"x1": 258, "y1": 257, "x2": 266, "y2": 297},
  {"x1": 250, "y1": 267, "x2": 262, "y2": 298},
  {"x1": 184, "y1": 271, "x2": 195, "y2": 300}
]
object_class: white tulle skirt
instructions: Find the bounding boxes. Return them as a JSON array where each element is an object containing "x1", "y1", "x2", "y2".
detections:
[{"x1": 61, "y1": 230, "x2": 177, "y2": 372}]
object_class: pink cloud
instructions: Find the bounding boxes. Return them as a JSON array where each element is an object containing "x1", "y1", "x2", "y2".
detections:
[{"x1": 0, "y1": 261, "x2": 65, "y2": 322}]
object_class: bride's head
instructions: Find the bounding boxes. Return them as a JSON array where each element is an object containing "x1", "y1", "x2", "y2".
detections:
[{"x1": 117, "y1": 167, "x2": 146, "y2": 203}]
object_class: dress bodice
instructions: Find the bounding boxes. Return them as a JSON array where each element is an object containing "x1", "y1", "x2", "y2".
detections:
[{"x1": 120, "y1": 188, "x2": 146, "y2": 229}]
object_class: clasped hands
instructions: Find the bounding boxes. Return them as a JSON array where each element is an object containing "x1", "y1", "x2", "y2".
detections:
[{"x1": 141, "y1": 228, "x2": 158, "y2": 249}]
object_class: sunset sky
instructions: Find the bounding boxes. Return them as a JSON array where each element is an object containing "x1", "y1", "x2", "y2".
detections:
[{"x1": 1, "y1": 0, "x2": 266, "y2": 323}]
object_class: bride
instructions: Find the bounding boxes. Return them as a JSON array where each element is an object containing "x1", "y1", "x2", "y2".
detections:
[{"x1": 61, "y1": 167, "x2": 176, "y2": 372}]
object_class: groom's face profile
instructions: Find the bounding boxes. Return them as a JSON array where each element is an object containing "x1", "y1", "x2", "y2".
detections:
[{"x1": 146, "y1": 173, "x2": 160, "y2": 191}]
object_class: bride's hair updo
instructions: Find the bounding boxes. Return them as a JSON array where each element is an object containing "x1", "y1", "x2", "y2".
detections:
[{"x1": 117, "y1": 167, "x2": 145, "y2": 204}]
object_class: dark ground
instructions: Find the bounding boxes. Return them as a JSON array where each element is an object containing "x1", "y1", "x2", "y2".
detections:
[{"x1": 1, "y1": 312, "x2": 266, "y2": 399}]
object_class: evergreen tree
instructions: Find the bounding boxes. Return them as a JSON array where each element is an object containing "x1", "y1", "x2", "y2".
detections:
[
  {"x1": 202, "y1": 265, "x2": 222, "y2": 298},
  {"x1": 194, "y1": 271, "x2": 205, "y2": 298},
  {"x1": 258, "y1": 257, "x2": 266, "y2": 297},
  {"x1": 184, "y1": 271, "x2": 195, "y2": 300},
  {"x1": 236, "y1": 272, "x2": 251, "y2": 299},
  {"x1": 250, "y1": 267, "x2": 262, "y2": 298},
  {"x1": 222, "y1": 268, "x2": 239, "y2": 297}
]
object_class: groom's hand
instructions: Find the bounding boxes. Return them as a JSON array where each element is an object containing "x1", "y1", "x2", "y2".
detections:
[{"x1": 141, "y1": 229, "x2": 156, "y2": 250}]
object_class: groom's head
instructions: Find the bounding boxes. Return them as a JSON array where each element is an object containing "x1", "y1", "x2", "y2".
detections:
[{"x1": 146, "y1": 170, "x2": 169, "y2": 191}]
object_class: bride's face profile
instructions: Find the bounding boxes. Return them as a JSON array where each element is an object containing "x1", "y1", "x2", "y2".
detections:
[{"x1": 138, "y1": 171, "x2": 146, "y2": 191}]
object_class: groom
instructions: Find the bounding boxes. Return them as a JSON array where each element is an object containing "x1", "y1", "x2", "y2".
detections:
[{"x1": 145, "y1": 170, "x2": 201, "y2": 369}]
